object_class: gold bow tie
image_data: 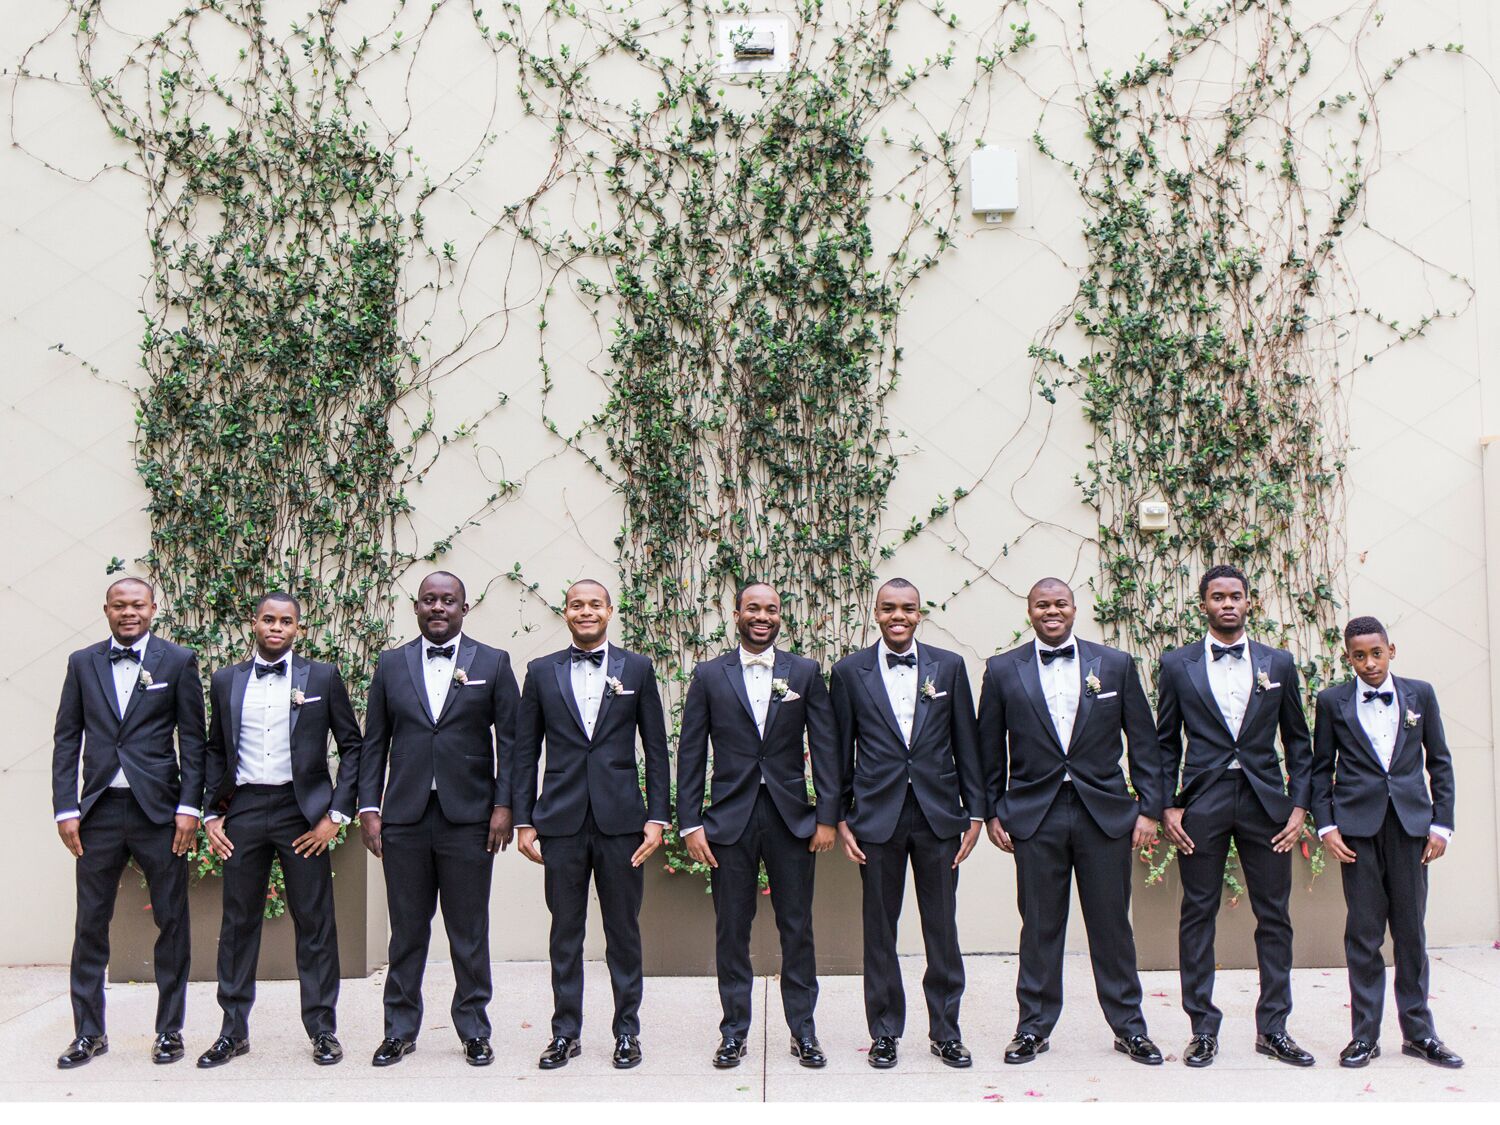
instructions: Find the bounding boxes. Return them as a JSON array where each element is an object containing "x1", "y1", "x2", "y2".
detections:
[{"x1": 742, "y1": 652, "x2": 775, "y2": 670}]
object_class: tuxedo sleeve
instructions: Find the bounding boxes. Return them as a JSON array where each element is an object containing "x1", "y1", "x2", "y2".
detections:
[
  {"x1": 637, "y1": 659, "x2": 671, "y2": 824},
  {"x1": 830, "y1": 664, "x2": 857, "y2": 820},
  {"x1": 202, "y1": 673, "x2": 230, "y2": 816},
  {"x1": 490, "y1": 653, "x2": 521, "y2": 809},
  {"x1": 1277, "y1": 656, "x2": 1313, "y2": 810},
  {"x1": 327, "y1": 668, "x2": 364, "y2": 819},
  {"x1": 803, "y1": 666, "x2": 840, "y2": 827},
  {"x1": 357, "y1": 657, "x2": 392, "y2": 813},
  {"x1": 51, "y1": 653, "x2": 85, "y2": 818},
  {"x1": 1120, "y1": 655, "x2": 1163, "y2": 819},
  {"x1": 1155, "y1": 658, "x2": 1187, "y2": 807},
  {"x1": 1309, "y1": 691, "x2": 1337, "y2": 832},
  {"x1": 975, "y1": 660, "x2": 1006, "y2": 821},
  {"x1": 511, "y1": 666, "x2": 543, "y2": 826},
  {"x1": 675, "y1": 667, "x2": 710, "y2": 835},
  {"x1": 1419, "y1": 683, "x2": 1456, "y2": 831},
  {"x1": 175, "y1": 651, "x2": 208, "y2": 814},
  {"x1": 948, "y1": 658, "x2": 985, "y2": 819}
]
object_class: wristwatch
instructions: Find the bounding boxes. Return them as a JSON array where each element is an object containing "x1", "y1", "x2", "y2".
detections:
[{"x1": 329, "y1": 810, "x2": 350, "y2": 826}]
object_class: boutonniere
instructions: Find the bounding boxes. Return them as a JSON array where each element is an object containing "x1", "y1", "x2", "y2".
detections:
[
  {"x1": 920, "y1": 676, "x2": 938, "y2": 701},
  {"x1": 1404, "y1": 708, "x2": 1420, "y2": 729},
  {"x1": 606, "y1": 675, "x2": 633, "y2": 697},
  {"x1": 137, "y1": 668, "x2": 153, "y2": 690},
  {"x1": 1255, "y1": 670, "x2": 1275, "y2": 694},
  {"x1": 1085, "y1": 671, "x2": 1101, "y2": 697},
  {"x1": 771, "y1": 678, "x2": 800, "y2": 702},
  {"x1": 452, "y1": 667, "x2": 468, "y2": 686},
  {"x1": 291, "y1": 688, "x2": 306, "y2": 709}
]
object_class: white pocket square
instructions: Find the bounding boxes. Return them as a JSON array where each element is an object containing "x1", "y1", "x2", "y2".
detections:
[
  {"x1": 464, "y1": 679, "x2": 487, "y2": 686},
  {"x1": 931, "y1": 690, "x2": 949, "y2": 699},
  {"x1": 1096, "y1": 690, "x2": 1118, "y2": 699},
  {"x1": 145, "y1": 682, "x2": 170, "y2": 691},
  {"x1": 300, "y1": 695, "x2": 322, "y2": 704},
  {"x1": 780, "y1": 689, "x2": 802, "y2": 702},
  {"x1": 1266, "y1": 682, "x2": 1282, "y2": 689}
]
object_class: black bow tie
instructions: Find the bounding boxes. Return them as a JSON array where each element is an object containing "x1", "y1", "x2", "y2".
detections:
[
  {"x1": 1362, "y1": 689, "x2": 1393, "y2": 706},
  {"x1": 885, "y1": 651, "x2": 916, "y2": 669},
  {"x1": 426, "y1": 644, "x2": 455, "y2": 661},
  {"x1": 570, "y1": 647, "x2": 605, "y2": 666},
  {"x1": 255, "y1": 660, "x2": 287, "y2": 679},
  {"x1": 1039, "y1": 644, "x2": 1075, "y2": 665},
  {"x1": 108, "y1": 646, "x2": 141, "y2": 664},
  {"x1": 1211, "y1": 642, "x2": 1245, "y2": 662}
]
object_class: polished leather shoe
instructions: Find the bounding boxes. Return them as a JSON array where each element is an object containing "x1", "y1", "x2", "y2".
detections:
[
  {"x1": 371, "y1": 1037, "x2": 415, "y2": 1067},
  {"x1": 1339, "y1": 1039, "x2": 1379, "y2": 1068},
  {"x1": 1256, "y1": 1032, "x2": 1315, "y2": 1067},
  {"x1": 152, "y1": 1031, "x2": 185, "y2": 1065},
  {"x1": 1183, "y1": 1034, "x2": 1218, "y2": 1068},
  {"x1": 613, "y1": 1034, "x2": 642, "y2": 1069},
  {"x1": 1004, "y1": 1032, "x2": 1049, "y2": 1064},
  {"x1": 57, "y1": 1035, "x2": 108, "y2": 1069},
  {"x1": 868, "y1": 1035, "x2": 899, "y2": 1069},
  {"x1": 931, "y1": 1039, "x2": 972, "y2": 1068},
  {"x1": 539, "y1": 1036, "x2": 581, "y2": 1069},
  {"x1": 464, "y1": 1037, "x2": 494, "y2": 1066},
  {"x1": 311, "y1": 1033, "x2": 343, "y2": 1065},
  {"x1": 196, "y1": 1035, "x2": 249, "y2": 1069},
  {"x1": 1114, "y1": 1034, "x2": 1164, "y2": 1065},
  {"x1": 714, "y1": 1036, "x2": 748, "y2": 1068},
  {"x1": 790, "y1": 1036, "x2": 827, "y2": 1069},
  {"x1": 1402, "y1": 1037, "x2": 1463, "y2": 1068}
]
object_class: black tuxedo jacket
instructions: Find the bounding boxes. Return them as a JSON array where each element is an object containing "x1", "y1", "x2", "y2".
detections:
[
  {"x1": 1156, "y1": 639, "x2": 1312, "y2": 820},
  {"x1": 978, "y1": 638, "x2": 1162, "y2": 840},
  {"x1": 676, "y1": 648, "x2": 839, "y2": 844},
  {"x1": 512, "y1": 644, "x2": 671, "y2": 836},
  {"x1": 203, "y1": 655, "x2": 364, "y2": 824},
  {"x1": 357, "y1": 635, "x2": 520, "y2": 825},
  {"x1": 52, "y1": 636, "x2": 207, "y2": 824},
  {"x1": 1311, "y1": 676, "x2": 1455, "y2": 838},
  {"x1": 829, "y1": 642, "x2": 984, "y2": 843}
]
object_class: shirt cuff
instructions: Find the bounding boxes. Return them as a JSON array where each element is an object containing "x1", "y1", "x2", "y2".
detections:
[
  {"x1": 176, "y1": 805, "x2": 201, "y2": 818},
  {"x1": 1431, "y1": 825, "x2": 1453, "y2": 841},
  {"x1": 647, "y1": 819, "x2": 669, "y2": 827},
  {"x1": 969, "y1": 816, "x2": 984, "y2": 822},
  {"x1": 680, "y1": 824, "x2": 703, "y2": 837},
  {"x1": 515, "y1": 823, "x2": 532, "y2": 829},
  {"x1": 357, "y1": 806, "x2": 380, "y2": 815},
  {"x1": 1317, "y1": 824, "x2": 1338, "y2": 838},
  {"x1": 54, "y1": 810, "x2": 81, "y2": 823}
]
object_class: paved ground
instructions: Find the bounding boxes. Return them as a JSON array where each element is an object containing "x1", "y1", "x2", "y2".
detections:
[{"x1": 1, "y1": 948, "x2": 1496, "y2": 1101}]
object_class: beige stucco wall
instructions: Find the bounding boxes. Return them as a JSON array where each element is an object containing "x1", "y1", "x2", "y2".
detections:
[{"x1": 1, "y1": 0, "x2": 1496, "y2": 967}]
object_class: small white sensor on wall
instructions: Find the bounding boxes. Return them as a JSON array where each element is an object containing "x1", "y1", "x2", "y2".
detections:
[
  {"x1": 969, "y1": 146, "x2": 1019, "y2": 222},
  {"x1": 1137, "y1": 500, "x2": 1170, "y2": 532}
]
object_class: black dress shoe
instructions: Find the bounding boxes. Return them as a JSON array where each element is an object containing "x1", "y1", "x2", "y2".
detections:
[
  {"x1": 539, "y1": 1036, "x2": 581, "y2": 1069},
  {"x1": 1339, "y1": 1039, "x2": 1379, "y2": 1068},
  {"x1": 714, "y1": 1036, "x2": 748, "y2": 1068},
  {"x1": 613, "y1": 1034, "x2": 642, "y2": 1069},
  {"x1": 930, "y1": 1039, "x2": 972, "y2": 1068},
  {"x1": 57, "y1": 1035, "x2": 108, "y2": 1069},
  {"x1": 1402, "y1": 1037, "x2": 1464, "y2": 1068},
  {"x1": 311, "y1": 1033, "x2": 343, "y2": 1065},
  {"x1": 790, "y1": 1036, "x2": 827, "y2": 1069},
  {"x1": 371, "y1": 1037, "x2": 415, "y2": 1067},
  {"x1": 196, "y1": 1035, "x2": 249, "y2": 1069},
  {"x1": 868, "y1": 1035, "x2": 899, "y2": 1069},
  {"x1": 1256, "y1": 1032, "x2": 1315, "y2": 1067},
  {"x1": 1114, "y1": 1034, "x2": 1164, "y2": 1065},
  {"x1": 464, "y1": 1037, "x2": 494, "y2": 1066},
  {"x1": 1004, "y1": 1032, "x2": 1049, "y2": 1064},
  {"x1": 1183, "y1": 1034, "x2": 1218, "y2": 1068},
  {"x1": 152, "y1": 1031, "x2": 185, "y2": 1065}
]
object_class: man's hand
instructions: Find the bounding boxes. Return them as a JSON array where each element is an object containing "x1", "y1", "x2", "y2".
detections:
[
  {"x1": 1422, "y1": 833, "x2": 1448, "y2": 865},
  {"x1": 57, "y1": 817, "x2": 83, "y2": 858},
  {"x1": 684, "y1": 830, "x2": 717, "y2": 868},
  {"x1": 1271, "y1": 806, "x2": 1308, "y2": 853},
  {"x1": 516, "y1": 826, "x2": 543, "y2": 865},
  {"x1": 1131, "y1": 815, "x2": 1159, "y2": 851},
  {"x1": 986, "y1": 816, "x2": 1014, "y2": 853},
  {"x1": 204, "y1": 816, "x2": 234, "y2": 860},
  {"x1": 487, "y1": 805, "x2": 514, "y2": 853},
  {"x1": 837, "y1": 820, "x2": 866, "y2": 865},
  {"x1": 1322, "y1": 828, "x2": 1357, "y2": 864},
  {"x1": 808, "y1": 823, "x2": 837, "y2": 854},
  {"x1": 360, "y1": 810, "x2": 383, "y2": 860},
  {"x1": 172, "y1": 813, "x2": 199, "y2": 856},
  {"x1": 953, "y1": 821, "x2": 981, "y2": 869},
  {"x1": 631, "y1": 822, "x2": 664, "y2": 867},
  {"x1": 293, "y1": 815, "x2": 339, "y2": 858},
  {"x1": 1162, "y1": 807, "x2": 1194, "y2": 854}
]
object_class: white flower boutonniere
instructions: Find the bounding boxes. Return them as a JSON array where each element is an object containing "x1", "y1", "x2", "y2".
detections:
[
  {"x1": 606, "y1": 675, "x2": 634, "y2": 697},
  {"x1": 771, "y1": 678, "x2": 800, "y2": 702},
  {"x1": 137, "y1": 668, "x2": 153, "y2": 690},
  {"x1": 1085, "y1": 671, "x2": 1101, "y2": 697},
  {"x1": 920, "y1": 676, "x2": 938, "y2": 701},
  {"x1": 1404, "y1": 708, "x2": 1421, "y2": 729},
  {"x1": 291, "y1": 688, "x2": 306, "y2": 709},
  {"x1": 1255, "y1": 670, "x2": 1273, "y2": 694},
  {"x1": 452, "y1": 667, "x2": 468, "y2": 686}
]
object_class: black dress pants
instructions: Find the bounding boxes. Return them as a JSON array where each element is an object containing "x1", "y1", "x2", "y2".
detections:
[
  {"x1": 215, "y1": 784, "x2": 338, "y2": 1039},
  {"x1": 1012, "y1": 783, "x2": 1147, "y2": 1038},
  {"x1": 70, "y1": 789, "x2": 190, "y2": 1038},
  {"x1": 709, "y1": 787, "x2": 819, "y2": 1039},
  {"x1": 1177, "y1": 772, "x2": 1293, "y2": 1036},
  {"x1": 858, "y1": 787, "x2": 964, "y2": 1041},
  {"x1": 1341, "y1": 803, "x2": 1436, "y2": 1044},
  {"x1": 540, "y1": 807, "x2": 645, "y2": 1039}
]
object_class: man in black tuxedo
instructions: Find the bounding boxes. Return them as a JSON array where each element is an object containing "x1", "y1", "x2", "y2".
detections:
[
  {"x1": 677, "y1": 582, "x2": 839, "y2": 1069},
  {"x1": 978, "y1": 578, "x2": 1164, "y2": 1065},
  {"x1": 1312, "y1": 616, "x2": 1462, "y2": 1069},
  {"x1": 51, "y1": 577, "x2": 206, "y2": 1069},
  {"x1": 513, "y1": 579, "x2": 671, "y2": 1071},
  {"x1": 356, "y1": 571, "x2": 519, "y2": 1067},
  {"x1": 830, "y1": 577, "x2": 984, "y2": 1070},
  {"x1": 196, "y1": 592, "x2": 363, "y2": 1068},
  {"x1": 1157, "y1": 563, "x2": 1314, "y2": 1067}
]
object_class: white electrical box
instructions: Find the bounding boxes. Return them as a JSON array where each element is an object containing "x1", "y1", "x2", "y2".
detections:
[
  {"x1": 715, "y1": 16, "x2": 792, "y2": 75},
  {"x1": 1138, "y1": 500, "x2": 1170, "y2": 532},
  {"x1": 969, "y1": 146, "x2": 1019, "y2": 220}
]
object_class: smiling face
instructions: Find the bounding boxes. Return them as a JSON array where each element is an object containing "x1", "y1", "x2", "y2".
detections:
[
  {"x1": 252, "y1": 596, "x2": 299, "y2": 661},
  {"x1": 734, "y1": 584, "x2": 782, "y2": 653},
  {"x1": 1345, "y1": 631, "x2": 1395, "y2": 688},
  {"x1": 1201, "y1": 575, "x2": 1249, "y2": 640},
  {"x1": 104, "y1": 579, "x2": 156, "y2": 646},
  {"x1": 1027, "y1": 580, "x2": 1076, "y2": 646},
  {"x1": 873, "y1": 581, "x2": 922, "y2": 653},
  {"x1": 563, "y1": 581, "x2": 613, "y2": 649},
  {"x1": 414, "y1": 573, "x2": 468, "y2": 644}
]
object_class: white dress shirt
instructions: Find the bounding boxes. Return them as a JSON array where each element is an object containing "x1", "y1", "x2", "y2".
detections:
[
  {"x1": 1035, "y1": 637, "x2": 1080, "y2": 778},
  {"x1": 876, "y1": 639, "x2": 918, "y2": 746},
  {"x1": 571, "y1": 639, "x2": 609, "y2": 739},
  {"x1": 1204, "y1": 633, "x2": 1251, "y2": 768},
  {"x1": 204, "y1": 651, "x2": 295, "y2": 825}
]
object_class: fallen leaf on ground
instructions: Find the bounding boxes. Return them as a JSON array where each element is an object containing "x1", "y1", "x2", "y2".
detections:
[
  {"x1": 983, "y1": 1094, "x2": 1003, "y2": 1102},
  {"x1": 1024, "y1": 1090, "x2": 1043, "y2": 1097}
]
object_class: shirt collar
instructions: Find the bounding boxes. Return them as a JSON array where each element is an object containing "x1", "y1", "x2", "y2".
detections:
[
  {"x1": 254, "y1": 648, "x2": 294, "y2": 669},
  {"x1": 1034, "y1": 635, "x2": 1076, "y2": 658},
  {"x1": 1204, "y1": 633, "x2": 1248, "y2": 657},
  {"x1": 421, "y1": 631, "x2": 463, "y2": 654},
  {"x1": 1358, "y1": 674, "x2": 1393, "y2": 696},
  {"x1": 112, "y1": 632, "x2": 150, "y2": 654},
  {"x1": 574, "y1": 638, "x2": 607, "y2": 656},
  {"x1": 738, "y1": 645, "x2": 775, "y2": 664},
  {"x1": 877, "y1": 638, "x2": 917, "y2": 664}
]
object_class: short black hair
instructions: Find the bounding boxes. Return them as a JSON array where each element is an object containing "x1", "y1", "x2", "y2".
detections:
[
  {"x1": 876, "y1": 576, "x2": 920, "y2": 601},
  {"x1": 1344, "y1": 615, "x2": 1389, "y2": 644},
  {"x1": 419, "y1": 570, "x2": 467, "y2": 601},
  {"x1": 1028, "y1": 576, "x2": 1073, "y2": 600},
  {"x1": 735, "y1": 581, "x2": 778, "y2": 611},
  {"x1": 566, "y1": 578, "x2": 612, "y2": 606},
  {"x1": 105, "y1": 576, "x2": 155, "y2": 601},
  {"x1": 1198, "y1": 564, "x2": 1249, "y2": 599},
  {"x1": 255, "y1": 591, "x2": 302, "y2": 619}
]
